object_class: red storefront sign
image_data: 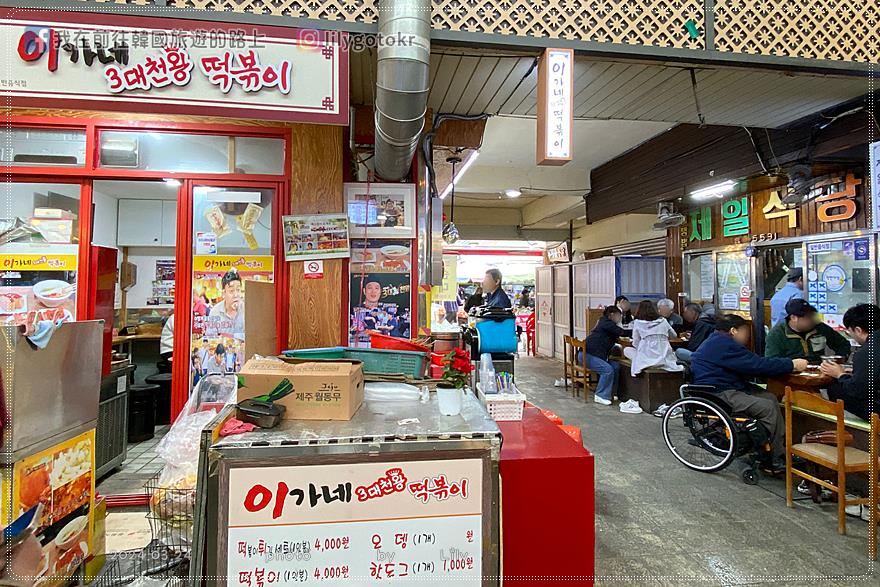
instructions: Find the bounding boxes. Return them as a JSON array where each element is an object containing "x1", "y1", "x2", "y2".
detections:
[{"x1": 1, "y1": 8, "x2": 348, "y2": 124}]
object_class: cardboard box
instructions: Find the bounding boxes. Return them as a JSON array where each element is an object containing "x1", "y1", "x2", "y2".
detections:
[{"x1": 238, "y1": 357, "x2": 364, "y2": 420}]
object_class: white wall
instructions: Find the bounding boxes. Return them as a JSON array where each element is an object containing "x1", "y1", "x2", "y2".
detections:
[
  {"x1": 125, "y1": 247, "x2": 175, "y2": 309},
  {"x1": 572, "y1": 214, "x2": 658, "y2": 254},
  {"x1": 91, "y1": 189, "x2": 119, "y2": 248}
]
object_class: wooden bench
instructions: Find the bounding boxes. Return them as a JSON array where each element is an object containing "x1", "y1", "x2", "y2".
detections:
[{"x1": 614, "y1": 357, "x2": 685, "y2": 412}]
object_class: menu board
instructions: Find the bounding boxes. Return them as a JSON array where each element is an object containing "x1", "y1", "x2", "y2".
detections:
[{"x1": 223, "y1": 459, "x2": 483, "y2": 585}]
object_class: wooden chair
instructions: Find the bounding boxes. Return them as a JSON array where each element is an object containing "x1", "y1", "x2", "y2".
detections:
[
  {"x1": 784, "y1": 387, "x2": 871, "y2": 535},
  {"x1": 524, "y1": 313, "x2": 536, "y2": 356},
  {"x1": 585, "y1": 308, "x2": 604, "y2": 332},
  {"x1": 868, "y1": 413, "x2": 879, "y2": 559},
  {"x1": 563, "y1": 335, "x2": 590, "y2": 399}
]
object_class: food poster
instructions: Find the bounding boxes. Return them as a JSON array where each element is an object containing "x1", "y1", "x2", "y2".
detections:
[
  {"x1": 349, "y1": 239, "x2": 412, "y2": 274},
  {"x1": 148, "y1": 259, "x2": 176, "y2": 305},
  {"x1": 0, "y1": 249, "x2": 78, "y2": 324},
  {"x1": 224, "y1": 458, "x2": 483, "y2": 585},
  {"x1": 193, "y1": 188, "x2": 274, "y2": 253},
  {"x1": 13, "y1": 430, "x2": 95, "y2": 586},
  {"x1": 191, "y1": 255, "x2": 274, "y2": 389},
  {"x1": 283, "y1": 214, "x2": 351, "y2": 262},
  {"x1": 349, "y1": 271, "x2": 412, "y2": 347},
  {"x1": 806, "y1": 239, "x2": 874, "y2": 329}
]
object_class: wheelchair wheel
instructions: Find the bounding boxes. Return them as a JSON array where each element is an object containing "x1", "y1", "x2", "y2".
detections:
[{"x1": 662, "y1": 397, "x2": 738, "y2": 473}]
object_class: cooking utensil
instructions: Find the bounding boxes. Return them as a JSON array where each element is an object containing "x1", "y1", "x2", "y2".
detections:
[{"x1": 237, "y1": 399, "x2": 286, "y2": 428}]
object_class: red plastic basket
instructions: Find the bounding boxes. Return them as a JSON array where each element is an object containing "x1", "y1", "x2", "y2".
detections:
[{"x1": 369, "y1": 332, "x2": 432, "y2": 353}]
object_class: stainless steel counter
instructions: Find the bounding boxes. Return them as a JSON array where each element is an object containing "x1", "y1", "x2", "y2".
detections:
[
  {"x1": 1, "y1": 321, "x2": 102, "y2": 464},
  {"x1": 199, "y1": 392, "x2": 502, "y2": 585},
  {"x1": 212, "y1": 391, "x2": 500, "y2": 451}
]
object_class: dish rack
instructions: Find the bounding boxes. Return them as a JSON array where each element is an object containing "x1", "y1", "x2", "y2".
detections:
[{"x1": 477, "y1": 383, "x2": 525, "y2": 422}]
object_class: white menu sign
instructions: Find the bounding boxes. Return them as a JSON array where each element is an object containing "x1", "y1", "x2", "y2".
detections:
[
  {"x1": 224, "y1": 459, "x2": 483, "y2": 585},
  {"x1": 537, "y1": 47, "x2": 573, "y2": 165}
]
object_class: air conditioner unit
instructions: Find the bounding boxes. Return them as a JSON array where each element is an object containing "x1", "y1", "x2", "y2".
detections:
[{"x1": 99, "y1": 138, "x2": 139, "y2": 168}]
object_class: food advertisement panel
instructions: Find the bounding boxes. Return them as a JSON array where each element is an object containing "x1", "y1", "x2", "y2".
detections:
[
  {"x1": 349, "y1": 240, "x2": 412, "y2": 274},
  {"x1": 222, "y1": 459, "x2": 483, "y2": 585},
  {"x1": 13, "y1": 430, "x2": 95, "y2": 587},
  {"x1": 0, "y1": 249, "x2": 77, "y2": 324},
  {"x1": 191, "y1": 255, "x2": 274, "y2": 389},
  {"x1": 282, "y1": 214, "x2": 350, "y2": 262}
]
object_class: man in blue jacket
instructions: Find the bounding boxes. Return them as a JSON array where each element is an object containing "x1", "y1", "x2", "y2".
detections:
[
  {"x1": 769, "y1": 267, "x2": 805, "y2": 327},
  {"x1": 691, "y1": 314, "x2": 808, "y2": 467}
]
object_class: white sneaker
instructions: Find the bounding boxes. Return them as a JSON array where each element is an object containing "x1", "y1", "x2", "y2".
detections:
[
  {"x1": 620, "y1": 400, "x2": 643, "y2": 414},
  {"x1": 593, "y1": 396, "x2": 612, "y2": 405}
]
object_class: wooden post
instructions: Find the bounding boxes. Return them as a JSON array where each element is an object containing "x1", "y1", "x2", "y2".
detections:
[{"x1": 288, "y1": 123, "x2": 345, "y2": 349}]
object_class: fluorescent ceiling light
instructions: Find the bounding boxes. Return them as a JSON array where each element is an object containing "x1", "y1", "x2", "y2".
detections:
[
  {"x1": 206, "y1": 190, "x2": 261, "y2": 203},
  {"x1": 504, "y1": 188, "x2": 522, "y2": 198},
  {"x1": 440, "y1": 150, "x2": 480, "y2": 200},
  {"x1": 690, "y1": 180, "x2": 736, "y2": 200},
  {"x1": 163, "y1": 178, "x2": 181, "y2": 187}
]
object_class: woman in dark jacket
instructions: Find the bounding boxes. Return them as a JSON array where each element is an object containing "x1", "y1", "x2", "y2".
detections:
[
  {"x1": 583, "y1": 306, "x2": 627, "y2": 405},
  {"x1": 464, "y1": 286, "x2": 484, "y2": 313}
]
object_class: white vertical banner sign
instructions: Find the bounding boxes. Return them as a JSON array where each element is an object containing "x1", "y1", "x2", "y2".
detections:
[
  {"x1": 536, "y1": 47, "x2": 573, "y2": 166},
  {"x1": 870, "y1": 141, "x2": 880, "y2": 230}
]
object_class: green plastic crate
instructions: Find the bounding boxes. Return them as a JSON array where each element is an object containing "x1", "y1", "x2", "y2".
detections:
[
  {"x1": 282, "y1": 347, "x2": 346, "y2": 360},
  {"x1": 344, "y1": 347, "x2": 428, "y2": 378}
]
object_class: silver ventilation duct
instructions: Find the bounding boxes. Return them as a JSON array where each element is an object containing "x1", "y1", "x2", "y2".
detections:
[{"x1": 374, "y1": 0, "x2": 431, "y2": 181}]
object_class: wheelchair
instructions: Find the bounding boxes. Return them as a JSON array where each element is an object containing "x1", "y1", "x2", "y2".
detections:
[{"x1": 661, "y1": 384, "x2": 774, "y2": 485}]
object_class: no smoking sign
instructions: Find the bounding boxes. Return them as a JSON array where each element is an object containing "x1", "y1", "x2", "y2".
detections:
[{"x1": 304, "y1": 260, "x2": 324, "y2": 279}]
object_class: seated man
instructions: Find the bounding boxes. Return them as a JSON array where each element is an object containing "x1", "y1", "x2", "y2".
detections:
[
  {"x1": 765, "y1": 299, "x2": 851, "y2": 363},
  {"x1": 691, "y1": 314, "x2": 808, "y2": 469},
  {"x1": 583, "y1": 306, "x2": 627, "y2": 405},
  {"x1": 657, "y1": 298, "x2": 683, "y2": 329},
  {"x1": 820, "y1": 303, "x2": 879, "y2": 421},
  {"x1": 675, "y1": 303, "x2": 715, "y2": 363}
]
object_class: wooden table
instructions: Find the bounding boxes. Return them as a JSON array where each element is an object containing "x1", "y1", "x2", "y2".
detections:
[
  {"x1": 767, "y1": 371, "x2": 835, "y2": 397},
  {"x1": 618, "y1": 337, "x2": 689, "y2": 349},
  {"x1": 111, "y1": 333, "x2": 161, "y2": 345}
]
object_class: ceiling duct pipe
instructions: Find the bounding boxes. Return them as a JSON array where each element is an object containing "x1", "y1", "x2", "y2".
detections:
[{"x1": 374, "y1": 0, "x2": 431, "y2": 181}]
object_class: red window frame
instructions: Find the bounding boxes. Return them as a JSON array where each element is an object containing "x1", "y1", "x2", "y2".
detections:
[{"x1": 5, "y1": 115, "x2": 294, "y2": 418}]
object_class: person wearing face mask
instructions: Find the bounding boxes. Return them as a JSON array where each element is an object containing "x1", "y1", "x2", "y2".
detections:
[
  {"x1": 583, "y1": 306, "x2": 627, "y2": 405},
  {"x1": 691, "y1": 314, "x2": 808, "y2": 471},
  {"x1": 820, "y1": 303, "x2": 879, "y2": 421},
  {"x1": 764, "y1": 299, "x2": 851, "y2": 363}
]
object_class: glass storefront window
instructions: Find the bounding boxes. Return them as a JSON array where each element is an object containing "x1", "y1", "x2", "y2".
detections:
[
  {"x1": 686, "y1": 253, "x2": 713, "y2": 304},
  {"x1": 234, "y1": 137, "x2": 285, "y2": 175},
  {"x1": 1, "y1": 182, "x2": 81, "y2": 322},
  {"x1": 99, "y1": 131, "x2": 229, "y2": 173},
  {"x1": 0, "y1": 127, "x2": 86, "y2": 167},
  {"x1": 806, "y1": 238, "x2": 874, "y2": 330},
  {"x1": 189, "y1": 185, "x2": 275, "y2": 389},
  {"x1": 716, "y1": 251, "x2": 751, "y2": 314}
]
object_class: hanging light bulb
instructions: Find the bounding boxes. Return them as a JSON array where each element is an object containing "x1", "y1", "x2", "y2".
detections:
[{"x1": 442, "y1": 152, "x2": 462, "y2": 244}]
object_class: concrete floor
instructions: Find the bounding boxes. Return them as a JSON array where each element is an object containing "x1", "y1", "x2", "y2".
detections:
[
  {"x1": 97, "y1": 425, "x2": 168, "y2": 496},
  {"x1": 514, "y1": 356, "x2": 878, "y2": 585},
  {"x1": 95, "y1": 357, "x2": 877, "y2": 584}
]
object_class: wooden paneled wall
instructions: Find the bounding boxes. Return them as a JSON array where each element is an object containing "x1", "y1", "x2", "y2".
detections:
[{"x1": 288, "y1": 123, "x2": 345, "y2": 349}]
